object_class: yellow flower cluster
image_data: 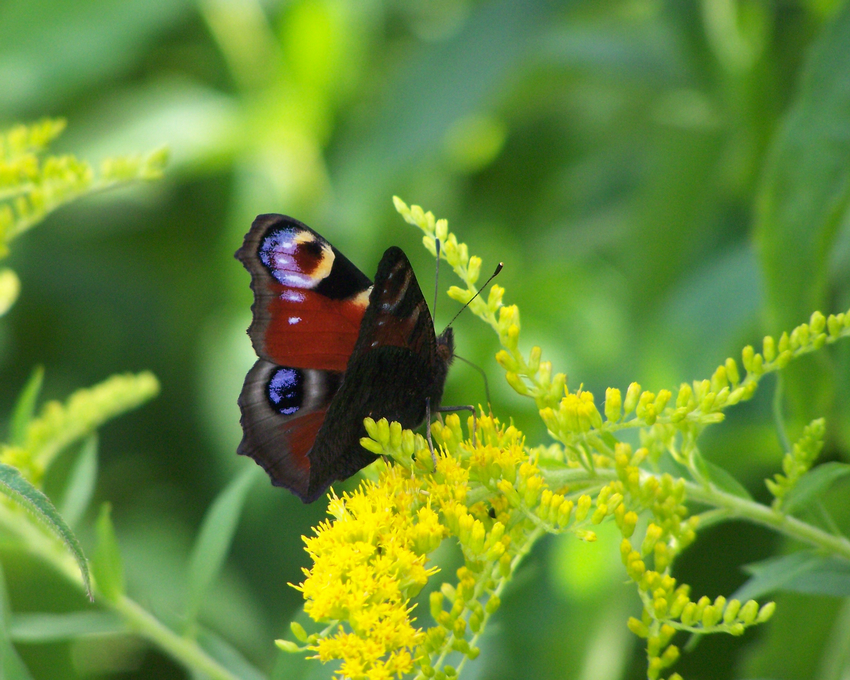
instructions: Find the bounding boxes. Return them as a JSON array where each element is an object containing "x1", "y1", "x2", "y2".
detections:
[
  {"x1": 295, "y1": 466, "x2": 443, "y2": 679},
  {"x1": 293, "y1": 413, "x2": 631, "y2": 679}
]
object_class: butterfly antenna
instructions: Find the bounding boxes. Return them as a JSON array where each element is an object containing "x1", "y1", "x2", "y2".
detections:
[
  {"x1": 454, "y1": 354, "x2": 491, "y2": 409},
  {"x1": 433, "y1": 238, "x2": 442, "y2": 319},
  {"x1": 442, "y1": 261, "x2": 504, "y2": 332}
]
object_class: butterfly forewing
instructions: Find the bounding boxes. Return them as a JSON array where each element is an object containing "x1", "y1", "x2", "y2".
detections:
[
  {"x1": 303, "y1": 247, "x2": 454, "y2": 501},
  {"x1": 236, "y1": 214, "x2": 372, "y2": 372}
]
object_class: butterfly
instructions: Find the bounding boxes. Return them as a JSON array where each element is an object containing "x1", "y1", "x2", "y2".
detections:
[{"x1": 236, "y1": 214, "x2": 454, "y2": 503}]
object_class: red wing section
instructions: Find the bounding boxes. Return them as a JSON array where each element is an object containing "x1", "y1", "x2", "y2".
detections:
[
  {"x1": 236, "y1": 214, "x2": 372, "y2": 372},
  {"x1": 263, "y1": 288, "x2": 367, "y2": 371}
]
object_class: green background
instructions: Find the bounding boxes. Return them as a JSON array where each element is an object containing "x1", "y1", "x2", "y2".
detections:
[{"x1": 2, "y1": 0, "x2": 850, "y2": 678}]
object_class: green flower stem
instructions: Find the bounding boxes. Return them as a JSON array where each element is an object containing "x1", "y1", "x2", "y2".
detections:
[
  {"x1": 422, "y1": 524, "x2": 546, "y2": 680},
  {"x1": 111, "y1": 596, "x2": 242, "y2": 680},
  {"x1": 456, "y1": 525, "x2": 545, "y2": 676},
  {"x1": 542, "y1": 467, "x2": 850, "y2": 561},
  {"x1": 685, "y1": 481, "x2": 850, "y2": 560},
  {"x1": 0, "y1": 504, "x2": 242, "y2": 680}
]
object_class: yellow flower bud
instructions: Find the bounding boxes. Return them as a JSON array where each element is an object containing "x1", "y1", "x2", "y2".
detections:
[
  {"x1": 466, "y1": 255, "x2": 482, "y2": 284},
  {"x1": 624, "y1": 382, "x2": 641, "y2": 414},
  {"x1": 628, "y1": 617, "x2": 650, "y2": 637},
  {"x1": 605, "y1": 387, "x2": 622, "y2": 423},
  {"x1": 723, "y1": 599, "x2": 741, "y2": 624},
  {"x1": 762, "y1": 335, "x2": 776, "y2": 363},
  {"x1": 276, "y1": 639, "x2": 301, "y2": 653},
  {"x1": 757, "y1": 602, "x2": 776, "y2": 623},
  {"x1": 725, "y1": 357, "x2": 740, "y2": 385},
  {"x1": 741, "y1": 345, "x2": 754, "y2": 372},
  {"x1": 528, "y1": 346, "x2": 542, "y2": 373},
  {"x1": 575, "y1": 494, "x2": 592, "y2": 522},
  {"x1": 505, "y1": 372, "x2": 529, "y2": 395},
  {"x1": 290, "y1": 621, "x2": 308, "y2": 642}
]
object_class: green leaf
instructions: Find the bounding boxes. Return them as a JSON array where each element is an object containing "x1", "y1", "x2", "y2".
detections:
[
  {"x1": 704, "y1": 459, "x2": 753, "y2": 500},
  {"x1": 735, "y1": 552, "x2": 850, "y2": 602},
  {"x1": 734, "y1": 552, "x2": 820, "y2": 602},
  {"x1": 755, "y1": 4, "x2": 850, "y2": 420},
  {"x1": 9, "y1": 366, "x2": 44, "y2": 446},
  {"x1": 0, "y1": 542, "x2": 37, "y2": 679},
  {"x1": 756, "y1": 3, "x2": 850, "y2": 329},
  {"x1": 92, "y1": 503, "x2": 124, "y2": 603},
  {"x1": 197, "y1": 627, "x2": 266, "y2": 680},
  {"x1": 0, "y1": 463, "x2": 91, "y2": 600},
  {"x1": 783, "y1": 462, "x2": 850, "y2": 514},
  {"x1": 782, "y1": 559, "x2": 850, "y2": 598},
  {"x1": 184, "y1": 466, "x2": 259, "y2": 628},
  {"x1": 9, "y1": 612, "x2": 124, "y2": 642},
  {"x1": 58, "y1": 435, "x2": 99, "y2": 528}
]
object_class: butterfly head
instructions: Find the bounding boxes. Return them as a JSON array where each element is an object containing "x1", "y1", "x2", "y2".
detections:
[{"x1": 437, "y1": 326, "x2": 454, "y2": 366}]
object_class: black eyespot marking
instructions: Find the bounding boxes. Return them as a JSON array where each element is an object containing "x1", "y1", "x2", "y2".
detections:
[
  {"x1": 300, "y1": 238, "x2": 323, "y2": 259},
  {"x1": 267, "y1": 367, "x2": 304, "y2": 415}
]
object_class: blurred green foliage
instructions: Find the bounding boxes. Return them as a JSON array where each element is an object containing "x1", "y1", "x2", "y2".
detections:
[{"x1": 1, "y1": 0, "x2": 850, "y2": 679}]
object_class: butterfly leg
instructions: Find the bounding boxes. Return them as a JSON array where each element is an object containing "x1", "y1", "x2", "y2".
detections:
[{"x1": 425, "y1": 397, "x2": 438, "y2": 470}]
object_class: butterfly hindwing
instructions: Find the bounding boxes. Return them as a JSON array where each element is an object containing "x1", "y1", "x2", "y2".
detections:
[{"x1": 237, "y1": 361, "x2": 341, "y2": 499}]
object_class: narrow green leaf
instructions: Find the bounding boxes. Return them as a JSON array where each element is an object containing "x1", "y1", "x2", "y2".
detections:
[
  {"x1": 9, "y1": 366, "x2": 44, "y2": 446},
  {"x1": 783, "y1": 462, "x2": 850, "y2": 514},
  {"x1": 734, "y1": 552, "x2": 820, "y2": 602},
  {"x1": 756, "y1": 4, "x2": 850, "y2": 330},
  {"x1": 9, "y1": 612, "x2": 124, "y2": 642},
  {"x1": 58, "y1": 435, "x2": 99, "y2": 528},
  {"x1": 197, "y1": 627, "x2": 267, "y2": 680},
  {"x1": 0, "y1": 546, "x2": 36, "y2": 680},
  {"x1": 0, "y1": 635, "x2": 35, "y2": 680},
  {"x1": 755, "y1": 4, "x2": 850, "y2": 420},
  {"x1": 92, "y1": 503, "x2": 124, "y2": 603},
  {"x1": 184, "y1": 466, "x2": 259, "y2": 627},
  {"x1": 735, "y1": 551, "x2": 850, "y2": 602},
  {"x1": 704, "y1": 459, "x2": 753, "y2": 500},
  {"x1": 781, "y1": 559, "x2": 850, "y2": 598},
  {"x1": 0, "y1": 463, "x2": 91, "y2": 600}
]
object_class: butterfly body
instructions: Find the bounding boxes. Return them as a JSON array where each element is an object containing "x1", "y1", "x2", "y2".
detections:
[{"x1": 236, "y1": 214, "x2": 453, "y2": 503}]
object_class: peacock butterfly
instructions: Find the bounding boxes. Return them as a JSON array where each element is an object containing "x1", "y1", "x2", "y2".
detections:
[{"x1": 236, "y1": 214, "x2": 454, "y2": 503}]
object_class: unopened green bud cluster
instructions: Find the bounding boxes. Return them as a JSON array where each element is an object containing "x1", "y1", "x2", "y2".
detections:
[{"x1": 766, "y1": 418, "x2": 826, "y2": 507}]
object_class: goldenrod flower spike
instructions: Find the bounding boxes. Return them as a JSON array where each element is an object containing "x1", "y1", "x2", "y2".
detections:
[{"x1": 281, "y1": 200, "x2": 850, "y2": 680}]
